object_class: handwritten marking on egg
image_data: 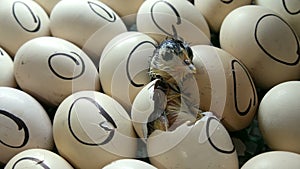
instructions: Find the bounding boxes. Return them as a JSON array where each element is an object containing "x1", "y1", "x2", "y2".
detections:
[
  {"x1": 0, "y1": 49, "x2": 3, "y2": 56},
  {"x1": 48, "y1": 52, "x2": 85, "y2": 80},
  {"x1": 231, "y1": 60, "x2": 257, "y2": 116},
  {"x1": 126, "y1": 41, "x2": 157, "y2": 88},
  {"x1": 150, "y1": 0, "x2": 181, "y2": 37},
  {"x1": 68, "y1": 97, "x2": 117, "y2": 146},
  {"x1": 282, "y1": 0, "x2": 300, "y2": 15},
  {"x1": 12, "y1": 1, "x2": 41, "y2": 33},
  {"x1": 255, "y1": 14, "x2": 300, "y2": 66},
  {"x1": 87, "y1": 1, "x2": 116, "y2": 22},
  {"x1": 220, "y1": 0, "x2": 233, "y2": 4},
  {"x1": 206, "y1": 116, "x2": 235, "y2": 154},
  {"x1": 0, "y1": 109, "x2": 29, "y2": 149},
  {"x1": 12, "y1": 157, "x2": 50, "y2": 169}
]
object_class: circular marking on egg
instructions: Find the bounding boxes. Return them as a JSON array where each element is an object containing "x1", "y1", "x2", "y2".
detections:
[
  {"x1": 126, "y1": 41, "x2": 157, "y2": 88},
  {"x1": 12, "y1": 157, "x2": 50, "y2": 169},
  {"x1": 282, "y1": 0, "x2": 300, "y2": 15},
  {"x1": 68, "y1": 97, "x2": 117, "y2": 146},
  {"x1": 220, "y1": 0, "x2": 233, "y2": 4},
  {"x1": 12, "y1": 1, "x2": 41, "y2": 33},
  {"x1": 231, "y1": 60, "x2": 257, "y2": 116},
  {"x1": 150, "y1": 0, "x2": 181, "y2": 37},
  {"x1": 48, "y1": 52, "x2": 85, "y2": 80},
  {"x1": 206, "y1": 116, "x2": 235, "y2": 154},
  {"x1": 255, "y1": 14, "x2": 300, "y2": 66},
  {"x1": 87, "y1": 1, "x2": 116, "y2": 22},
  {"x1": 0, "y1": 109, "x2": 29, "y2": 149}
]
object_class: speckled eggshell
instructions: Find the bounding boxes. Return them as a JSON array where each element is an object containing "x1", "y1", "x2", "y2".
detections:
[
  {"x1": 258, "y1": 81, "x2": 300, "y2": 153},
  {"x1": 100, "y1": 0, "x2": 144, "y2": 26},
  {"x1": 50, "y1": 0, "x2": 127, "y2": 66},
  {"x1": 0, "y1": 48, "x2": 17, "y2": 87},
  {"x1": 103, "y1": 159, "x2": 157, "y2": 169},
  {"x1": 0, "y1": 0, "x2": 50, "y2": 56},
  {"x1": 5, "y1": 149, "x2": 74, "y2": 169},
  {"x1": 220, "y1": 5, "x2": 300, "y2": 90},
  {"x1": 0, "y1": 87, "x2": 53, "y2": 164},
  {"x1": 34, "y1": 0, "x2": 61, "y2": 15},
  {"x1": 255, "y1": 0, "x2": 300, "y2": 38},
  {"x1": 14, "y1": 36, "x2": 100, "y2": 107},
  {"x1": 192, "y1": 45, "x2": 258, "y2": 131},
  {"x1": 53, "y1": 91, "x2": 137, "y2": 169},
  {"x1": 99, "y1": 31, "x2": 157, "y2": 113},
  {"x1": 194, "y1": 0, "x2": 252, "y2": 32},
  {"x1": 147, "y1": 112, "x2": 238, "y2": 169},
  {"x1": 241, "y1": 151, "x2": 300, "y2": 169},
  {"x1": 136, "y1": 0, "x2": 210, "y2": 45}
]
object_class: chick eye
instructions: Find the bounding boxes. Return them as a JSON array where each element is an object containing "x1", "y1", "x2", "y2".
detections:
[
  {"x1": 184, "y1": 59, "x2": 191, "y2": 65},
  {"x1": 162, "y1": 51, "x2": 173, "y2": 61}
]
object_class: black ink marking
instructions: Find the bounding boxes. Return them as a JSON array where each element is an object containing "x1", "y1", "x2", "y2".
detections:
[
  {"x1": 48, "y1": 52, "x2": 85, "y2": 80},
  {"x1": 0, "y1": 109, "x2": 29, "y2": 148},
  {"x1": 126, "y1": 41, "x2": 157, "y2": 87},
  {"x1": 12, "y1": 157, "x2": 50, "y2": 169},
  {"x1": 68, "y1": 97, "x2": 117, "y2": 146},
  {"x1": 282, "y1": 0, "x2": 300, "y2": 15},
  {"x1": 206, "y1": 117, "x2": 235, "y2": 154},
  {"x1": 0, "y1": 49, "x2": 3, "y2": 56},
  {"x1": 12, "y1": 1, "x2": 41, "y2": 32},
  {"x1": 231, "y1": 60, "x2": 257, "y2": 116},
  {"x1": 88, "y1": 1, "x2": 116, "y2": 22},
  {"x1": 150, "y1": 0, "x2": 181, "y2": 37},
  {"x1": 220, "y1": 0, "x2": 233, "y2": 4},
  {"x1": 255, "y1": 14, "x2": 300, "y2": 66}
]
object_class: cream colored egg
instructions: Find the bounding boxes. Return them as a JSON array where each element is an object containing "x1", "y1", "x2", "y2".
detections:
[
  {"x1": 191, "y1": 45, "x2": 258, "y2": 131},
  {"x1": 5, "y1": 149, "x2": 73, "y2": 169},
  {"x1": 136, "y1": 0, "x2": 210, "y2": 45},
  {"x1": 99, "y1": 31, "x2": 157, "y2": 113},
  {"x1": 14, "y1": 36, "x2": 100, "y2": 107},
  {"x1": 34, "y1": 0, "x2": 61, "y2": 15},
  {"x1": 50, "y1": 0, "x2": 127, "y2": 66},
  {"x1": 103, "y1": 159, "x2": 157, "y2": 169},
  {"x1": 220, "y1": 5, "x2": 300, "y2": 89},
  {"x1": 147, "y1": 112, "x2": 238, "y2": 169},
  {"x1": 241, "y1": 151, "x2": 300, "y2": 169},
  {"x1": 0, "y1": 48, "x2": 17, "y2": 87},
  {"x1": 194, "y1": 0, "x2": 252, "y2": 32},
  {"x1": 53, "y1": 91, "x2": 137, "y2": 169},
  {"x1": 258, "y1": 81, "x2": 300, "y2": 153},
  {"x1": 0, "y1": 0, "x2": 50, "y2": 56},
  {"x1": 255, "y1": 0, "x2": 300, "y2": 38},
  {"x1": 0, "y1": 87, "x2": 53, "y2": 164},
  {"x1": 100, "y1": 0, "x2": 144, "y2": 26}
]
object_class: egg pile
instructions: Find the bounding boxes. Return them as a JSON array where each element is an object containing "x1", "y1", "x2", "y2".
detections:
[{"x1": 0, "y1": 0, "x2": 300, "y2": 168}]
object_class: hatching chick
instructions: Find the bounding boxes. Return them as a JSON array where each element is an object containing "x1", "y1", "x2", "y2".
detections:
[{"x1": 147, "y1": 38, "x2": 203, "y2": 135}]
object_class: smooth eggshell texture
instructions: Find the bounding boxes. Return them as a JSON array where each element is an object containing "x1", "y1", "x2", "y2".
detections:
[
  {"x1": 0, "y1": 0, "x2": 50, "y2": 56},
  {"x1": 0, "y1": 87, "x2": 53, "y2": 164},
  {"x1": 53, "y1": 91, "x2": 137, "y2": 169},
  {"x1": 0, "y1": 48, "x2": 17, "y2": 87},
  {"x1": 137, "y1": 0, "x2": 210, "y2": 45},
  {"x1": 241, "y1": 151, "x2": 300, "y2": 169},
  {"x1": 220, "y1": 5, "x2": 300, "y2": 89},
  {"x1": 103, "y1": 159, "x2": 157, "y2": 169},
  {"x1": 5, "y1": 149, "x2": 73, "y2": 169},
  {"x1": 99, "y1": 32, "x2": 157, "y2": 112},
  {"x1": 258, "y1": 81, "x2": 300, "y2": 153},
  {"x1": 100, "y1": 0, "x2": 144, "y2": 26},
  {"x1": 192, "y1": 45, "x2": 258, "y2": 131},
  {"x1": 147, "y1": 112, "x2": 238, "y2": 169},
  {"x1": 50, "y1": 0, "x2": 127, "y2": 66},
  {"x1": 255, "y1": 0, "x2": 300, "y2": 38},
  {"x1": 194, "y1": 0, "x2": 252, "y2": 32},
  {"x1": 34, "y1": 0, "x2": 61, "y2": 15},
  {"x1": 14, "y1": 36, "x2": 100, "y2": 107}
]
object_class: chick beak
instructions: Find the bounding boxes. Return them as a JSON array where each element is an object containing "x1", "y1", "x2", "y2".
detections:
[{"x1": 188, "y1": 63, "x2": 197, "y2": 74}]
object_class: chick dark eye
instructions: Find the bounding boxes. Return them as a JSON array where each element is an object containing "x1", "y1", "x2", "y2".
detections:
[
  {"x1": 162, "y1": 51, "x2": 173, "y2": 61},
  {"x1": 184, "y1": 59, "x2": 191, "y2": 65}
]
